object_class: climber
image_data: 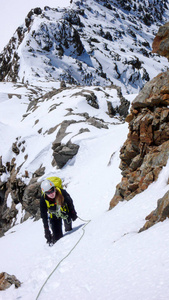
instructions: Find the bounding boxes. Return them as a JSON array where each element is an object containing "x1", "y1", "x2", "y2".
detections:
[{"x1": 40, "y1": 178, "x2": 77, "y2": 245}]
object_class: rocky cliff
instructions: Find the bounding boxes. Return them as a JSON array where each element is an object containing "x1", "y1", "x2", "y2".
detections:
[{"x1": 110, "y1": 22, "x2": 169, "y2": 231}]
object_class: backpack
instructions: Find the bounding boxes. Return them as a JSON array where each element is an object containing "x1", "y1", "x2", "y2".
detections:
[{"x1": 47, "y1": 176, "x2": 63, "y2": 190}]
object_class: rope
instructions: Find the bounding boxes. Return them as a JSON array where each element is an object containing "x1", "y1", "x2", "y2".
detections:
[
  {"x1": 35, "y1": 216, "x2": 91, "y2": 300},
  {"x1": 77, "y1": 216, "x2": 91, "y2": 223}
]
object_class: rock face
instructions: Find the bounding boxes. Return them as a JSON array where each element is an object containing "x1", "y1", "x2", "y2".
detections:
[
  {"x1": 52, "y1": 141, "x2": 80, "y2": 169},
  {"x1": 110, "y1": 22, "x2": 169, "y2": 231},
  {"x1": 110, "y1": 70, "x2": 169, "y2": 209},
  {"x1": 0, "y1": 163, "x2": 44, "y2": 237},
  {"x1": 139, "y1": 190, "x2": 169, "y2": 232},
  {"x1": 0, "y1": 272, "x2": 21, "y2": 290},
  {"x1": 152, "y1": 22, "x2": 169, "y2": 60}
]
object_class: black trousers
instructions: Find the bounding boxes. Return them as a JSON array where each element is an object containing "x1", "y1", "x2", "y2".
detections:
[
  {"x1": 64, "y1": 216, "x2": 72, "y2": 232},
  {"x1": 50, "y1": 216, "x2": 72, "y2": 242},
  {"x1": 50, "y1": 216, "x2": 63, "y2": 242}
]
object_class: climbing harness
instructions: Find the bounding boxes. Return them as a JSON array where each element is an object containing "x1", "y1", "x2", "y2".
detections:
[
  {"x1": 35, "y1": 216, "x2": 91, "y2": 300},
  {"x1": 46, "y1": 199, "x2": 70, "y2": 220},
  {"x1": 48, "y1": 206, "x2": 69, "y2": 221}
]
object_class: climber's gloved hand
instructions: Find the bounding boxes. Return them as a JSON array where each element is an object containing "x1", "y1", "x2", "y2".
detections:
[
  {"x1": 71, "y1": 214, "x2": 78, "y2": 221},
  {"x1": 44, "y1": 227, "x2": 52, "y2": 245}
]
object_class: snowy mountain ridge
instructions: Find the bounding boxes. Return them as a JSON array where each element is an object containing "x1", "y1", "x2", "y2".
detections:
[{"x1": 0, "y1": 0, "x2": 169, "y2": 93}]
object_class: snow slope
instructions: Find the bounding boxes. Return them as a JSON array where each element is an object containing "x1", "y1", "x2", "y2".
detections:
[
  {"x1": 0, "y1": 133, "x2": 169, "y2": 300},
  {"x1": 0, "y1": 81, "x2": 169, "y2": 299}
]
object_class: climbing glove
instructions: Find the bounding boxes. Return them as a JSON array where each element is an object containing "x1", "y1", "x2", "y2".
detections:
[
  {"x1": 44, "y1": 227, "x2": 52, "y2": 244},
  {"x1": 72, "y1": 214, "x2": 78, "y2": 221}
]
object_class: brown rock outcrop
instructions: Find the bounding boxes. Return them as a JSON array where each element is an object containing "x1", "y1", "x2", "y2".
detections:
[
  {"x1": 139, "y1": 190, "x2": 169, "y2": 232},
  {"x1": 152, "y1": 22, "x2": 169, "y2": 60},
  {"x1": 109, "y1": 22, "x2": 169, "y2": 231},
  {"x1": 110, "y1": 70, "x2": 169, "y2": 209},
  {"x1": 0, "y1": 272, "x2": 21, "y2": 290},
  {"x1": 0, "y1": 163, "x2": 44, "y2": 237}
]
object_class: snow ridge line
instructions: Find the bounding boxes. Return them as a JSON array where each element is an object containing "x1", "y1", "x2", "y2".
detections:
[{"x1": 35, "y1": 216, "x2": 91, "y2": 300}]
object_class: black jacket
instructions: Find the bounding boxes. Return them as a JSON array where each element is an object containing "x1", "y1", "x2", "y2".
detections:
[{"x1": 40, "y1": 189, "x2": 77, "y2": 228}]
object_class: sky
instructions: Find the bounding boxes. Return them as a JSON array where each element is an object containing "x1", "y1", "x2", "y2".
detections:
[
  {"x1": 0, "y1": 81, "x2": 169, "y2": 300},
  {"x1": 0, "y1": 0, "x2": 71, "y2": 51}
]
